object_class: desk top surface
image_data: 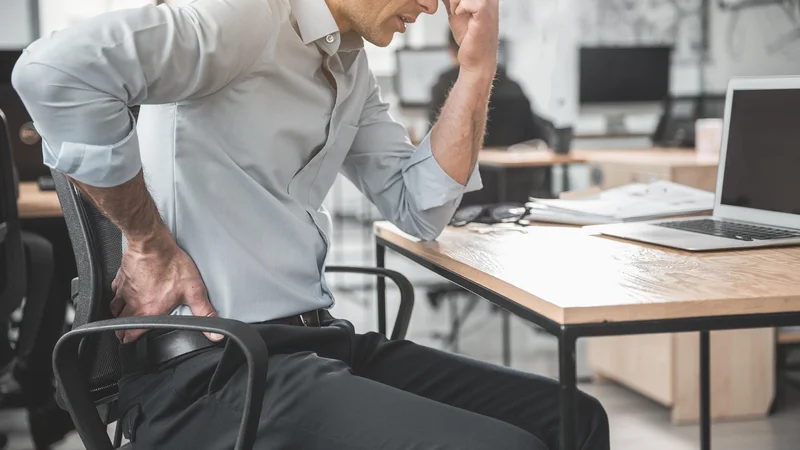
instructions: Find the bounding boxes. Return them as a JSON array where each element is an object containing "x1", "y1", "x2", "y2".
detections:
[
  {"x1": 575, "y1": 148, "x2": 719, "y2": 168},
  {"x1": 374, "y1": 222, "x2": 800, "y2": 325},
  {"x1": 18, "y1": 182, "x2": 63, "y2": 219},
  {"x1": 479, "y1": 149, "x2": 586, "y2": 167},
  {"x1": 479, "y1": 148, "x2": 718, "y2": 169}
]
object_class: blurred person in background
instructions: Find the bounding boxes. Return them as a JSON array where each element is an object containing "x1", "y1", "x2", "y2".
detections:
[{"x1": 430, "y1": 32, "x2": 557, "y2": 205}]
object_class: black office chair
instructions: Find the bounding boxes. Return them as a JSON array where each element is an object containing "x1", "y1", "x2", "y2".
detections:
[
  {"x1": 1, "y1": 109, "x2": 54, "y2": 375},
  {"x1": 50, "y1": 170, "x2": 415, "y2": 449},
  {"x1": 0, "y1": 109, "x2": 26, "y2": 352}
]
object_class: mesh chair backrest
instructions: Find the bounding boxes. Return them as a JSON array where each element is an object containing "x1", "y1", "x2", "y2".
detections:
[
  {"x1": 52, "y1": 171, "x2": 123, "y2": 402},
  {"x1": 0, "y1": 109, "x2": 25, "y2": 319}
]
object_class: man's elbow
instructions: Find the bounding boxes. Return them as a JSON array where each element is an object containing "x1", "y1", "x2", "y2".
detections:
[
  {"x1": 402, "y1": 217, "x2": 447, "y2": 242},
  {"x1": 415, "y1": 227, "x2": 444, "y2": 242},
  {"x1": 12, "y1": 53, "x2": 68, "y2": 109}
]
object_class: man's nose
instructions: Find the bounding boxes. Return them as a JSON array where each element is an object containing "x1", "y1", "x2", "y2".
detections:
[{"x1": 418, "y1": 0, "x2": 438, "y2": 15}]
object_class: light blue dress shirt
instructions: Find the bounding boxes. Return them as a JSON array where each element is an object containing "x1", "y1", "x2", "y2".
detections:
[{"x1": 12, "y1": 0, "x2": 481, "y2": 322}]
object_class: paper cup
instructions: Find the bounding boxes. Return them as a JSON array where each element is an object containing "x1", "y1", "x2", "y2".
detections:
[{"x1": 695, "y1": 118, "x2": 723, "y2": 158}]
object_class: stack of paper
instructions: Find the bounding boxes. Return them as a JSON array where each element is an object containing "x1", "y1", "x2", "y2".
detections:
[{"x1": 526, "y1": 181, "x2": 715, "y2": 225}]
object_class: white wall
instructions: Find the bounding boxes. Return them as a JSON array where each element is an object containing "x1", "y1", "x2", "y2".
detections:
[
  {"x1": 706, "y1": 2, "x2": 800, "y2": 91},
  {"x1": 0, "y1": 0, "x2": 34, "y2": 48},
  {"x1": 504, "y1": 0, "x2": 579, "y2": 127}
]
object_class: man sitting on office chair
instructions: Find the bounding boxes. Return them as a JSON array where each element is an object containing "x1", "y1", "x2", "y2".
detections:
[
  {"x1": 13, "y1": 0, "x2": 608, "y2": 448},
  {"x1": 430, "y1": 32, "x2": 555, "y2": 204}
]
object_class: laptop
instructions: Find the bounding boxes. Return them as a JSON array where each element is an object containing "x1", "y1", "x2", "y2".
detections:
[{"x1": 590, "y1": 76, "x2": 800, "y2": 252}]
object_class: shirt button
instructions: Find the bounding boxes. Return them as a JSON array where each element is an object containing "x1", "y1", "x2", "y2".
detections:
[{"x1": 325, "y1": 34, "x2": 336, "y2": 44}]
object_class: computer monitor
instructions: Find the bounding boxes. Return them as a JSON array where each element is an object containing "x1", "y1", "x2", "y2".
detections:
[
  {"x1": 579, "y1": 46, "x2": 672, "y2": 105},
  {"x1": 394, "y1": 47, "x2": 454, "y2": 108}
]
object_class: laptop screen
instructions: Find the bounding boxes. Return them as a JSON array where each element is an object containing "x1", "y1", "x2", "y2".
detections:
[{"x1": 720, "y1": 88, "x2": 800, "y2": 215}]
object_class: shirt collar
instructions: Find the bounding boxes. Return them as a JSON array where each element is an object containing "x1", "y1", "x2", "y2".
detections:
[{"x1": 289, "y1": 0, "x2": 363, "y2": 54}]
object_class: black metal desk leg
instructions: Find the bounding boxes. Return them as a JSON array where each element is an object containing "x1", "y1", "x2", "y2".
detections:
[
  {"x1": 502, "y1": 310, "x2": 511, "y2": 366},
  {"x1": 376, "y1": 242, "x2": 387, "y2": 336},
  {"x1": 497, "y1": 167, "x2": 508, "y2": 204},
  {"x1": 700, "y1": 330, "x2": 711, "y2": 450},
  {"x1": 497, "y1": 168, "x2": 512, "y2": 366},
  {"x1": 559, "y1": 332, "x2": 578, "y2": 450},
  {"x1": 561, "y1": 164, "x2": 571, "y2": 193}
]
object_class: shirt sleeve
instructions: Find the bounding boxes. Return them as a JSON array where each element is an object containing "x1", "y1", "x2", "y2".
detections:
[
  {"x1": 341, "y1": 71, "x2": 482, "y2": 241},
  {"x1": 11, "y1": 0, "x2": 275, "y2": 188}
]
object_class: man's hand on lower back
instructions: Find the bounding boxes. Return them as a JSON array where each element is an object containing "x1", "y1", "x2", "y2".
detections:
[
  {"x1": 108, "y1": 228, "x2": 220, "y2": 344},
  {"x1": 70, "y1": 171, "x2": 221, "y2": 344}
]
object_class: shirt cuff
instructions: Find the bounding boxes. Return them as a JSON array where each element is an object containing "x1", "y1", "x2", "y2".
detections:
[
  {"x1": 402, "y1": 132, "x2": 483, "y2": 211},
  {"x1": 40, "y1": 119, "x2": 142, "y2": 188}
]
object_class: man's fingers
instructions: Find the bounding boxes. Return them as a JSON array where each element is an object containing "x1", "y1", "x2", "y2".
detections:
[
  {"x1": 111, "y1": 269, "x2": 121, "y2": 292},
  {"x1": 122, "y1": 328, "x2": 148, "y2": 344},
  {"x1": 449, "y1": 0, "x2": 461, "y2": 15},
  {"x1": 109, "y1": 293, "x2": 125, "y2": 317},
  {"x1": 454, "y1": 0, "x2": 485, "y2": 15},
  {"x1": 185, "y1": 287, "x2": 223, "y2": 342},
  {"x1": 114, "y1": 304, "x2": 148, "y2": 344},
  {"x1": 115, "y1": 304, "x2": 133, "y2": 342},
  {"x1": 442, "y1": 0, "x2": 452, "y2": 15}
]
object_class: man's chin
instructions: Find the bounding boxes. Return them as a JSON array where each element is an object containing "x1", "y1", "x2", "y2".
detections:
[{"x1": 361, "y1": 31, "x2": 394, "y2": 48}]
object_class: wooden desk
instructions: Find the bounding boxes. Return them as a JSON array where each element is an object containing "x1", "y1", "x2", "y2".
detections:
[
  {"x1": 17, "y1": 182, "x2": 62, "y2": 219},
  {"x1": 576, "y1": 148, "x2": 719, "y2": 192},
  {"x1": 573, "y1": 148, "x2": 747, "y2": 421},
  {"x1": 479, "y1": 149, "x2": 586, "y2": 168},
  {"x1": 374, "y1": 222, "x2": 800, "y2": 450}
]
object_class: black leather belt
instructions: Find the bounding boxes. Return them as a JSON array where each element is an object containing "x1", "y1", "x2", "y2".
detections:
[{"x1": 120, "y1": 309, "x2": 323, "y2": 375}]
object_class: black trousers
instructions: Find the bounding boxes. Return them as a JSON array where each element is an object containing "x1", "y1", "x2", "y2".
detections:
[{"x1": 118, "y1": 316, "x2": 609, "y2": 450}]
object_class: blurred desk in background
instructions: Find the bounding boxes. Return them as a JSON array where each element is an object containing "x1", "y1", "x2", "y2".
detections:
[
  {"x1": 575, "y1": 148, "x2": 719, "y2": 192},
  {"x1": 478, "y1": 149, "x2": 587, "y2": 199},
  {"x1": 18, "y1": 182, "x2": 62, "y2": 219}
]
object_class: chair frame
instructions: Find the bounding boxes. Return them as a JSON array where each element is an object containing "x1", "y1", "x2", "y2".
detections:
[{"x1": 51, "y1": 171, "x2": 415, "y2": 449}]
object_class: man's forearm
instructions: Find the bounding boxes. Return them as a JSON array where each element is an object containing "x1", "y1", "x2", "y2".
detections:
[
  {"x1": 430, "y1": 69, "x2": 495, "y2": 185},
  {"x1": 71, "y1": 170, "x2": 171, "y2": 250}
]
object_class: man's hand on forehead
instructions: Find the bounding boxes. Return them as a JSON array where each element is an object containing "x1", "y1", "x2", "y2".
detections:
[{"x1": 441, "y1": 0, "x2": 499, "y2": 74}]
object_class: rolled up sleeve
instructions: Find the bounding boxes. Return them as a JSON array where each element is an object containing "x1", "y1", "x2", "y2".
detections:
[
  {"x1": 11, "y1": 0, "x2": 274, "y2": 187},
  {"x1": 341, "y1": 72, "x2": 482, "y2": 241},
  {"x1": 403, "y1": 132, "x2": 482, "y2": 211},
  {"x1": 41, "y1": 117, "x2": 142, "y2": 188}
]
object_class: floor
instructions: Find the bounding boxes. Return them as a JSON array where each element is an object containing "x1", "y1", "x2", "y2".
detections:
[{"x1": 3, "y1": 203, "x2": 800, "y2": 449}]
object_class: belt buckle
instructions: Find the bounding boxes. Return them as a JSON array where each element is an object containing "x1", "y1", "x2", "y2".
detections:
[{"x1": 298, "y1": 310, "x2": 320, "y2": 327}]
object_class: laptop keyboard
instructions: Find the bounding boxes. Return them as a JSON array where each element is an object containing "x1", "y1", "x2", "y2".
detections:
[{"x1": 654, "y1": 219, "x2": 800, "y2": 242}]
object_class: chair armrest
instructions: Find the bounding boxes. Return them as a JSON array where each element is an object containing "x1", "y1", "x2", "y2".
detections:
[
  {"x1": 53, "y1": 316, "x2": 268, "y2": 450},
  {"x1": 325, "y1": 266, "x2": 414, "y2": 340}
]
